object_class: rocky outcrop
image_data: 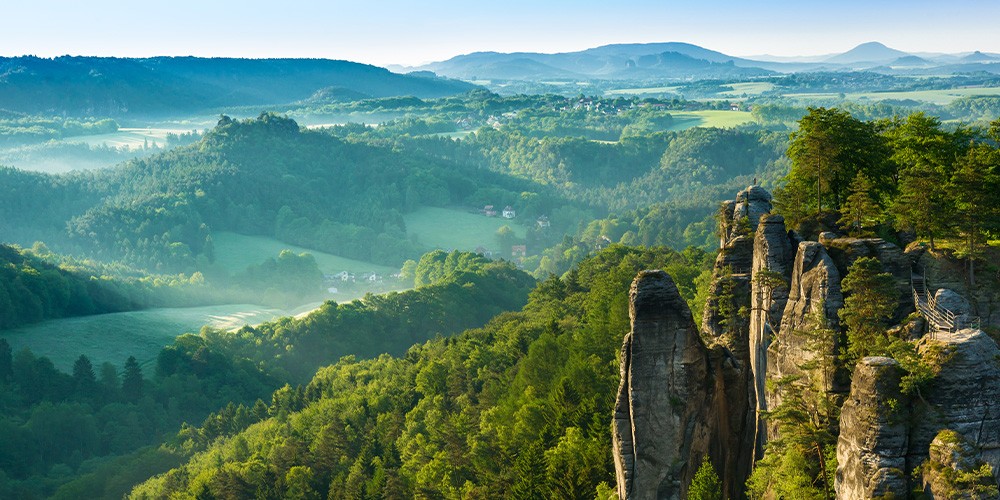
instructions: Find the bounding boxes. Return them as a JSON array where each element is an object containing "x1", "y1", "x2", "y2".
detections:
[
  {"x1": 766, "y1": 241, "x2": 845, "y2": 412},
  {"x1": 834, "y1": 330, "x2": 1000, "y2": 497},
  {"x1": 921, "y1": 430, "x2": 999, "y2": 499},
  {"x1": 909, "y1": 329, "x2": 1000, "y2": 476},
  {"x1": 719, "y1": 186, "x2": 773, "y2": 248},
  {"x1": 821, "y1": 235, "x2": 913, "y2": 320},
  {"x1": 748, "y1": 213, "x2": 795, "y2": 458},
  {"x1": 731, "y1": 186, "x2": 773, "y2": 240},
  {"x1": 714, "y1": 235, "x2": 754, "y2": 275},
  {"x1": 835, "y1": 357, "x2": 910, "y2": 499},
  {"x1": 614, "y1": 183, "x2": 1000, "y2": 499},
  {"x1": 613, "y1": 270, "x2": 750, "y2": 499}
]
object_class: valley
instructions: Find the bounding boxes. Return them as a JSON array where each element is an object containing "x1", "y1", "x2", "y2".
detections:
[{"x1": 0, "y1": 22, "x2": 999, "y2": 499}]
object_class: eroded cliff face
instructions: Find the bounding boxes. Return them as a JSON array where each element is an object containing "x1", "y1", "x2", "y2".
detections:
[
  {"x1": 614, "y1": 185, "x2": 1000, "y2": 499},
  {"x1": 910, "y1": 329, "x2": 1000, "y2": 477},
  {"x1": 766, "y1": 240, "x2": 845, "y2": 413},
  {"x1": 835, "y1": 330, "x2": 1000, "y2": 498},
  {"x1": 748, "y1": 213, "x2": 795, "y2": 458},
  {"x1": 835, "y1": 357, "x2": 910, "y2": 499},
  {"x1": 613, "y1": 270, "x2": 748, "y2": 499}
]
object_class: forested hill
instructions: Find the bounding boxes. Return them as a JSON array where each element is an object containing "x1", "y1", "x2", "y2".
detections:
[
  {"x1": 126, "y1": 245, "x2": 711, "y2": 499},
  {"x1": 0, "y1": 56, "x2": 476, "y2": 116},
  {"x1": 1, "y1": 113, "x2": 563, "y2": 272}
]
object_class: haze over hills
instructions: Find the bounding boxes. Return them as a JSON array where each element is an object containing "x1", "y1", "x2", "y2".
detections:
[
  {"x1": 404, "y1": 40, "x2": 1000, "y2": 81},
  {"x1": 822, "y1": 41, "x2": 911, "y2": 64},
  {"x1": 0, "y1": 56, "x2": 476, "y2": 117}
]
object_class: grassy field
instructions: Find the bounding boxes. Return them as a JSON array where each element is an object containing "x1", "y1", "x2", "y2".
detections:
[
  {"x1": 783, "y1": 86, "x2": 1000, "y2": 105},
  {"x1": 718, "y1": 82, "x2": 775, "y2": 97},
  {"x1": 604, "y1": 86, "x2": 682, "y2": 96},
  {"x1": 665, "y1": 110, "x2": 756, "y2": 130},
  {"x1": 0, "y1": 304, "x2": 310, "y2": 370},
  {"x1": 212, "y1": 232, "x2": 397, "y2": 275},
  {"x1": 404, "y1": 207, "x2": 527, "y2": 253}
]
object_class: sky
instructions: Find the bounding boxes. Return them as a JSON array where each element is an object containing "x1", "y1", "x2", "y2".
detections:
[{"x1": 2, "y1": 0, "x2": 999, "y2": 67}]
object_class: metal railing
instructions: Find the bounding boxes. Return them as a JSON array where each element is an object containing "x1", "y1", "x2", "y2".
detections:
[{"x1": 911, "y1": 270, "x2": 978, "y2": 338}]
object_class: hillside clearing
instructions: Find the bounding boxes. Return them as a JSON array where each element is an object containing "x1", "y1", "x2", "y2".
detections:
[{"x1": 404, "y1": 207, "x2": 527, "y2": 253}]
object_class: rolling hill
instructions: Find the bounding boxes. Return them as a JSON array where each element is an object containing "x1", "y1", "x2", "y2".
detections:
[
  {"x1": 416, "y1": 42, "x2": 775, "y2": 80},
  {"x1": 823, "y1": 41, "x2": 911, "y2": 64},
  {"x1": 0, "y1": 56, "x2": 477, "y2": 117},
  {"x1": 412, "y1": 41, "x2": 1000, "y2": 81}
]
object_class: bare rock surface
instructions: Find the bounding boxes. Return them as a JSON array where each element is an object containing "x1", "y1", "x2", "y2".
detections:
[
  {"x1": 748, "y1": 213, "x2": 794, "y2": 458},
  {"x1": 767, "y1": 241, "x2": 845, "y2": 414},
  {"x1": 835, "y1": 357, "x2": 910, "y2": 499},
  {"x1": 613, "y1": 270, "x2": 752, "y2": 499},
  {"x1": 909, "y1": 329, "x2": 1000, "y2": 477}
]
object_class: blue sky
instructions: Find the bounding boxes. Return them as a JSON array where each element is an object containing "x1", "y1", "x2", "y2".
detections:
[{"x1": 2, "y1": 0, "x2": 998, "y2": 66}]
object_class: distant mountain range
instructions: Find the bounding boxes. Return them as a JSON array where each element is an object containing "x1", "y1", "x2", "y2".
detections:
[
  {"x1": 0, "y1": 56, "x2": 476, "y2": 117},
  {"x1": 399, "y1": 41, "x2": 1000, "y2": 81}
]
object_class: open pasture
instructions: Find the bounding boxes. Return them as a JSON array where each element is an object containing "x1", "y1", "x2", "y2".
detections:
[{"x1": 404, "y1": 207, "x2": 527, "y2": 253}]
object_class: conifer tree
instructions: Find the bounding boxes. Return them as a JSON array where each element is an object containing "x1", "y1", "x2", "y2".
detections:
[
  {"x1": 838, "y1": 173, "x2": 881, "y2": 236},
  {"x1": 689, "y1": 456, "x2": 723, "y2": 500},
  {"x1": 122, "y1": 356, "x2": 143, "y2": 402}
]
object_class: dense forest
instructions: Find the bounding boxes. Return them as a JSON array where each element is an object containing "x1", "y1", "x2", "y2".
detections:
[
  {"x1": 126, "y1": 245, "x2": 711, "y2": 499},
  {"x1": 0, "y1": 251, "x2": 535, "y2": 498}
]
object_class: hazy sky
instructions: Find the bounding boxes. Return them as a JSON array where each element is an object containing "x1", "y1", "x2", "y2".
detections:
[{"x1": 2, "y1": 0, "x2": 998, "y2": 66}]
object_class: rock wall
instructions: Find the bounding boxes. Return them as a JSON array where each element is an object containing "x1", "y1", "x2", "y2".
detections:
[
  {"x1": 835, "y1": 357, "x2": 910, "y2": 499},
  {"x1": 748, "y1": 213, "x2": 795, "y2": 459},
  {"x1": 909, "y1": 329, "x2": 1000, "y2": 476},
  {"x1": 613, "y1": 270, "x2": 750, "y2": 499},
  {"x1": 766, "y1": 241, "x2": 845, "y2": 413},
  {"x1": 834, "y1": 329, "x2": 1000, "y2": 497}
]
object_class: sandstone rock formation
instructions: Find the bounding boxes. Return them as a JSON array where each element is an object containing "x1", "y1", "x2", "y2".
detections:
[
  {"x1": 613, "y1": 270, "x2": 750, "y2": 499},
  {"x1": 614, "y1": 184, "x2": 1000, "y2": 499},
  {"x1": 748, "y1": 213, "x2": 795, "y2": 458},
  {"x1": 921, "y1": 430, "x2": 999, "y2": 499},
  {"x1": 821, "y1": 235, "x2": 912, "y2": 320},
  {"x1": 766, "y1": 241, "x2": 845, "y2": 414},
  {"x1": 835, "y1": 357, "x2": 910, "y2": 499},
  {"x1": 834, "y1": 329, "x2": 1000, "y2": 497},
  {"x1": 910, "y1": 329, "x2": 1000, "y2": 476}
]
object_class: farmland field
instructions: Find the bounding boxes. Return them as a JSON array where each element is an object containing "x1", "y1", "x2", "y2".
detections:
[
  {"x1": 604, "y1": 86, "x2": 681, "y2": 96},
  {"x1": 718, "y1": 82, "x2": 776, "y2": 96},
  {"x1": 212, "y1": 232, "x2": 397, "y2": 275},
  {"x1": 783, "y1": 86, "x2": 1000, "y2": 105},
  {"x1": 404, "y1": 207, "x2": 527, "y2": 253},
  {"x1": 0, "y1": 303, "x2": 313, "y2": 370},
  {"x1": 665, "y1": 110, "x2": 755, "y2": 130}
]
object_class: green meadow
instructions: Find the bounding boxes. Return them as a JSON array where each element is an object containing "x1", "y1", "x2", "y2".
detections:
[
  {"x1": 665, "y1": 110, "x2": 756, "y2": 130},
  {"x1": 1, "y1": 303, "x2": 306, "y2": 370},
  {"x1": 212, "y1": 232, "x2": 397, "y2": 275},
  {"x1": 404, "y1": 207, "x2": 527, "y2": 253}
]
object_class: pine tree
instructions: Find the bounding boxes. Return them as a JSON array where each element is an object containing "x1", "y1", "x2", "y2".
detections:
[
  {"x1": 72, "y1": 354, "x2": 97, "y2": 398},
  {"x1": 122, "y1": 356, "x2": 144, "y2": 402},
  {"x1": 688, "y1": 456, "x2": 723, "y2": 500},
  {"x1": 840, "y1": 257, "x2": 898, "y2": 365},
  {"x1": 949, "y1": 144, "x2": 1000, "y2": 287},
  {"x1": 837, "y1": 173, "x2": 881, "y2": 236}
]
